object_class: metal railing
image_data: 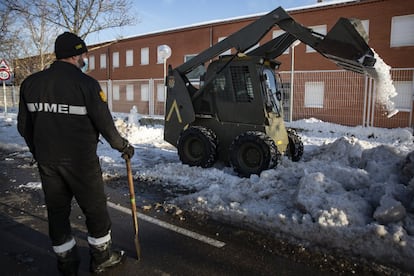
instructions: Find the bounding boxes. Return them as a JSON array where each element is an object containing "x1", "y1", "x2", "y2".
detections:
[
  {"x1": 98, "y1": 78, "x2": 165, "y2": 116},
  {"x1": 0, "y1": 85, "x2": 19, "y2": 111},
  {"x1": 4, "y1": 69, "x2": 413, "y2": 129},
  {"x1": 278, "y1": 68, "x2": 413, "y2": 128}
]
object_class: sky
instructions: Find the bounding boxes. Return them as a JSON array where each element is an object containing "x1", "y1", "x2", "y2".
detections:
[{"x1": 86, "y1": 0, "x2": 332, "y2": 44}]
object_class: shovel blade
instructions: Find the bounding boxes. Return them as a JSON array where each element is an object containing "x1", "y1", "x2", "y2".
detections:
[
  {"x1": 316, "y1": 17, "x2": 377, "y2": 78},
  {"x1": 134, "y1": 235, "x2": 141, "y2": 260}
]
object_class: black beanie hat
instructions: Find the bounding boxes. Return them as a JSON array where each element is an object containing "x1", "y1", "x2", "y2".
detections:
[{"x1": 54, "y1": 32, "x2": 88, "y2": 59}]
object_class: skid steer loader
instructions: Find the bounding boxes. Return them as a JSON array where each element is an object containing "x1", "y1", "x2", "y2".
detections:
[{"x1": 164, "y1": 6, "x2": 377, "y2": 177}]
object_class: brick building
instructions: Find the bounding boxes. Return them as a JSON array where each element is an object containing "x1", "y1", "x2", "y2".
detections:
[{"x1": 86, "y1": 0, "x2": 414, "y2": 128}]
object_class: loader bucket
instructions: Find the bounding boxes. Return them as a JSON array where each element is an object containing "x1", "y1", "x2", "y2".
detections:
[{"x1": 316, "y1": 18, "x2": 377, "y2": 77}]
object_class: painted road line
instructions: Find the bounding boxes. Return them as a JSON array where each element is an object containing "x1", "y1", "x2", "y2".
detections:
[{"x1": 107, "y1": 201, "x2": 226, "y2": 248}]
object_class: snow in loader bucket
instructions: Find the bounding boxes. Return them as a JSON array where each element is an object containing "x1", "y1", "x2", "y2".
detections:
[
  {"x1": 315, "y1": 17, "x2": 377, "y2": 77},
  {"x1": 314, "y1": 17, "x2": 398, "y2": 117}
]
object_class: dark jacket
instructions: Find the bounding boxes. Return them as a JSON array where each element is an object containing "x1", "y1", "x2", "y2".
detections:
[{"x1": 17, "y1": 61, "x2": 127, "y2": 164}]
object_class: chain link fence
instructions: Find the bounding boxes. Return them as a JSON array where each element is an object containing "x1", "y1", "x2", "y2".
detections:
[{"x1": 4, "y1": 69, "x2": 413, "y2": 129}]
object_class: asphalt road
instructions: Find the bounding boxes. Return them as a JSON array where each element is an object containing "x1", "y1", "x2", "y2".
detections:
[{"x1": 0, "y1": 149, "x2": 405, "y2": 275}]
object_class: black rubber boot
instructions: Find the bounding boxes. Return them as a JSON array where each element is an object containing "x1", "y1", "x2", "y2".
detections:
[
  {"x1": 56, "y1": 246, "x2": 80, "y2": 276},
  {"x1": 89, "y1": 240, "x2": 125, "y2": 274}
]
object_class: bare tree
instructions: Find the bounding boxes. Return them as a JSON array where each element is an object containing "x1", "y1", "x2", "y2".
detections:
[
  {"x1": 1, "y1": 0, "x2": 59, "y2": 83},
  {"x1": 23, "y1": 2, "x2": 58, "y2": 70},
  {"x1": 4, "y1": 0, "x2": 136, "y2": 83},
  {"x1": 6, "y1": 0, "x2": 136, "y2": 39},
  {"x1": 0, "y1": 3, "x2": 20, "y2": 61},
  {"x1": 0, "y1": 2, "x2": 22, "y2": 84}
]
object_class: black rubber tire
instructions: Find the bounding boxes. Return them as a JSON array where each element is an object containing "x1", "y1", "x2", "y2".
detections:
[
  {"x1": 287, "y1": 128, "x2": 304, "y2": 162},
  {"x1": 177, "y1": 126, "x2": 217, "y2": 168},
  {"x1": 229, "y1": 131, "x2": 279, "y2": 177}
]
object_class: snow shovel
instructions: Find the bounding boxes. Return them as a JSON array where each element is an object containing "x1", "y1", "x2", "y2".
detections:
[{"x1": 124, "y1": 155, "x2": 141, "y2": 261}]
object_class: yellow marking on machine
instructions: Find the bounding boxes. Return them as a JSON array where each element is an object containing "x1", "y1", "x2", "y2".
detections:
[{"x1": 166, "y1": 100, "x2": 182, "y2": 123}]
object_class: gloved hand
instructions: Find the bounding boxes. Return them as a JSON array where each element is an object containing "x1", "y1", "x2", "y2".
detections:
[{"x1": 121, "y1": 140, "x2": 135, "y2": 160}]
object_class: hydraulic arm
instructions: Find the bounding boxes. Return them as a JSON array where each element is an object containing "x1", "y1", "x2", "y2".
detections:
[{"x1": 176, "y1": 6, "x2": 376, "y2": 76}]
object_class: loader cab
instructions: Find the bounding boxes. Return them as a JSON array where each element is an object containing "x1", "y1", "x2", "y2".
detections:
[
  {"x1": 261, "y1": 66, "x2": 283, "y2": 116},
  {"x1": 196, "y1": 56, "x2": 280, "y2": 125}
]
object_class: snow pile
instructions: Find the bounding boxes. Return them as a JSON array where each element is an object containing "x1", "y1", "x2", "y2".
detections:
[
  {"x1": 153, "y1": 133, "x2": 414, "y2": 271},
  {"x1": 2, "y1": 110, "x2": 414, "y2": 272},
  {"x1": 18, "y1": 182, "x2": 42, "y2": 190}
]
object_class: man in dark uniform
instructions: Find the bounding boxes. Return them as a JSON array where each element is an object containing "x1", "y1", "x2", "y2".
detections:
[{"x1": 17, "y1": 32, "x2": 135, "y2": 275}]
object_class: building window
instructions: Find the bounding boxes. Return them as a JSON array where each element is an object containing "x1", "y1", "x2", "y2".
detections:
[
  {"x1": 391, "y1": 14, "x2": 414, "y2": 47},
  {"x1": 304, "y1": 81, "x2": 324, "y2": 108},
  {"x1": 184, "y1": 54, "x2": 195, "y2": 63},
  {"x1": 184, "y1": 54, "x2": 205, "y2": 80},
  {"x1": 113, "y1": 84, "x2": 120, "y2": 101},
  {"x1": 141, "y1": 83, "x2": 149, "y2": 101},
  {"x1": 100, "y1": 53, "x2": 106, "y2": 69},
  {"x1": 360, "y1": 20, "x2": 370, "y2": 37},
  {"x1": 157, "y1": 83, "x2": 165, "y2": 102},
  {"x1": 113, "y1": 52, "x2": 119, "y2": 68},
  {"x1": 126, "y1": 50, "x2": 134, "y2": 66},
  {"x1": 272, "y1": 30, "x2": 289, "y2": 55},
  {"x1": 306, "y1": 25, "x2": 327, "y2": 53},
  {"x1": 126, "y1": 84, "x2": 134, "y2": 101},
  {"x1": 393, "y1": 81, "x2": 413, "y2": 111},
  {"x1": 141, "y1": 47, "x2": 149, "y2": 65},
  {"x1": 157, "y1": 45, "x2": 167, "y2": 64},
  {"x1": 89, "y1": 55, "x2": 95, "y2": 70},
  {"x1": 218, "y1": 37, "x2": 231, "y2": 55}
]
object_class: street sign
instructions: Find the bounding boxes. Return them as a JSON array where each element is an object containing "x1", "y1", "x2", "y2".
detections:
[
  {"x1": 0, "y1": 70, "x2": 10, "y2": 81},
  {"x1": 1, "y1": 59, "x2": 11, "y2": 115},
  {"x1": 0, "y1": 59, "x2": 11, "y2": 81},
  {"x1": 0, "y1": 59, "x2": 10, "y2": 70}
]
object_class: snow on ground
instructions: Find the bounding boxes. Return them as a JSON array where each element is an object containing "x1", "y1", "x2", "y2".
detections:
[{"x1": 1, "y1": 109, "x2": 413, "y2": 271}]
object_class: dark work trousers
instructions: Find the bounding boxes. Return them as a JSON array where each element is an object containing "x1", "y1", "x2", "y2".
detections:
[{"x1": 38, "y1": 159, "x2": 111, "y2": 246}]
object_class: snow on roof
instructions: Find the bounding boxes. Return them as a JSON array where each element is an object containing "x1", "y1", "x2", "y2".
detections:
[{"x1": 91, "y1": 0, "x2": 359, "y2": 45}]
